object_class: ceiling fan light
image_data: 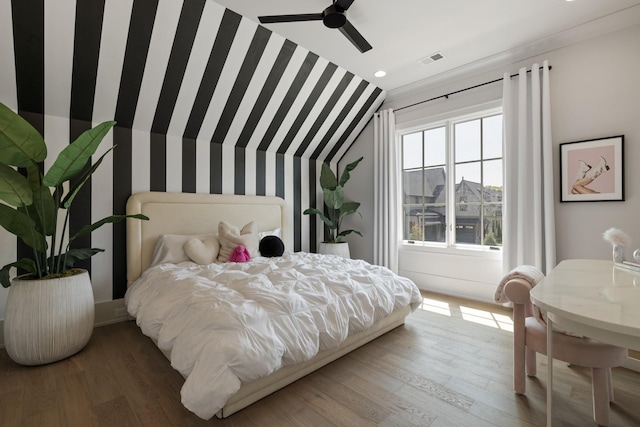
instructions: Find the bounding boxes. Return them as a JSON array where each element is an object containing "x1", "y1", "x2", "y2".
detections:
[{"x1": 323, "y1": 5, "x2": 347, "y2": 28}]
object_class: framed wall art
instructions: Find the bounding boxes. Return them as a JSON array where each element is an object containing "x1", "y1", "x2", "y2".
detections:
[{"x1": 559, "y1": 135, "x2": 624, "y2": 202}]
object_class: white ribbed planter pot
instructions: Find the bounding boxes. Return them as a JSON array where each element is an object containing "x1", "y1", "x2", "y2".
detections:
[
  {"x1": 4, "y1": 270, "x2": 95, "y2": 366},
  {"x1": 318, "y1": 242, "x2": 351, "y2": 259}
]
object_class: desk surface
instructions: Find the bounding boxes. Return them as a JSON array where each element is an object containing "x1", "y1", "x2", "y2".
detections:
[{"x1": 530, "y1": 259, "x2": 640, "y2": 350}]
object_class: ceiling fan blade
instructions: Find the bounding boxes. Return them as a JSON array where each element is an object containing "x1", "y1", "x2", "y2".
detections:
[
  {"x1": 259, "y1": 13, "x2": 323, "y2": 24},
  {"x1": 339, "y1": 20, "x2": 372, "y2": 53},
  {"x1": 334, "y1": 0, "x2": 355, "y2": 11}
]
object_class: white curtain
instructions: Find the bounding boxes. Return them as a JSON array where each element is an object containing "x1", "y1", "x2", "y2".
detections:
[
  {"x1": 502, "y1": 60, "x2": 556, "y2": 274},
  {"x1": 373, "y1": 108, "x2": 399, "y2": 272}
]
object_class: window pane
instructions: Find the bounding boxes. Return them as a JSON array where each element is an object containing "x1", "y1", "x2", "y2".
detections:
[
  {"x1": 483, "y1": 204, "x2": 502, "y2": 247},
  {"x1": 455, "y1": 206, "x2": 480, "y2": 244},
  {"x1": 483, "y1": 159, "x2": 503, "y2": 203},
  {"x1": 404, "y1": 205, "x2": 423, "y2": 241},
  {"x1": 403, "y1": 203, "x2": 445, "y2": 243},
  {"x1": 455, "y1": 162, "x2": 481, "y2": 203},
  {"x1": 424, "y1": 204, "x2": 446, "y2": 242},
  {"x1": 424, "y1": 127, "x2": 446, "y2": 167},
  {"x1": 455, "y1": 161, "x2": 481, "y2": 245},
  {"x1": 404, "y1": 168, "x2": 424, "y2": 241},
  {"x1": 424, "y1": 166, "x2": 447, "y2": 204},
  {"x1": 483, "y1": 115, "x2": 503, "y2": 159},
  {"x1": 403, "y1": 170, "x2": 424, "y2": 205},
  {"x1": 454, "y1": 119, "x2": 480, "y2": 163},
  {"x1": 403, "y1": 167, "x2": 447, "y2": 242},
  {"x1": 403, "y1": 132, "x2": 422, "y2": 169}
]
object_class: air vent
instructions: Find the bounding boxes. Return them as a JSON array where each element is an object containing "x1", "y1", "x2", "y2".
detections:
[{"x1": 418, "y1": 52, "x2": 444, "y2": 66}]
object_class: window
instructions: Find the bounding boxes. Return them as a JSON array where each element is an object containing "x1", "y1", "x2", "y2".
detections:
[{"x1": 401, "y1": 109, "x2": 503, "y2": 250}]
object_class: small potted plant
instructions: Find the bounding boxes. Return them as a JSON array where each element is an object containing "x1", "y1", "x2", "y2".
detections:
[
  {"x1": 0, "y1": 101, "x2": 148, "y2": 365},
  {"x1": 304, "y1": 157, "x2": 363, "y2": 258}
]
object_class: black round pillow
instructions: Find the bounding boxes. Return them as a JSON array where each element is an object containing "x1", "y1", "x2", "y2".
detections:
[{"x1": 259, "y1": 235, "x2": 285, "y2": 257}]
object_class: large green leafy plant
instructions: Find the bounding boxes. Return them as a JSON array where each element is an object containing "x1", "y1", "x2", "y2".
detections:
[
  {"x1": 0, "y1": 102, "x2": 148, "y2": 287},
  {"x1": 304, "y1": 157, "x2": 363, "y2": 243}
]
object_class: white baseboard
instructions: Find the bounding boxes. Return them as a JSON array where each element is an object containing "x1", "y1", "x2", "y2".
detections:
[
  {"x1": 0, "y1": 298, "x2": 130, "y2": 349},
  {"x1": 94, "y1": 298, "x2": 131, "y2": 327}
]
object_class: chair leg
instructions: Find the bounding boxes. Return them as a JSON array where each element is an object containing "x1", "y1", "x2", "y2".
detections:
[
  {"x1": 607, "y1": 368, "x2": 614, "y2": 402},
  {"x1": 514, "y1": 342, "x2": 526, "y2": 394},
  {"x1": 526, "y1": 348, "x2": 537, "y2": 377},
  {"x1": 592, "y1": 367, "x2": 611, "y2": 426},
  {"x1": 513, "y1": 305, "x2": 526, "y2": 394}
]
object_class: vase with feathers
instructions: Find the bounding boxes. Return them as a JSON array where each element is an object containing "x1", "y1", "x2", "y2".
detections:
[{"x1": 603, "y1": 228, "x2": 630, "y2": 263}]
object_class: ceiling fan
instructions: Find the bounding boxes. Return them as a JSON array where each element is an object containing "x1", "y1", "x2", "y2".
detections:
[{"x1": 258, "y1": 0, "x2": 372, "y2": 53}]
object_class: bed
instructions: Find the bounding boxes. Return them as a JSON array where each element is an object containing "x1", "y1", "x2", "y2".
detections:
[{"x1": 124, "y1": 191, "x2": 421, "y2": 419}]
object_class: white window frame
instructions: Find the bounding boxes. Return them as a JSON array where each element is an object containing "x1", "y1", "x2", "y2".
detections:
[{"x1": 397, "y1": 102, "x2": 503, "y2": 259}]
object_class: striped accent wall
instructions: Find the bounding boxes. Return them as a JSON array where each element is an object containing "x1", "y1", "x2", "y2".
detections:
[{"x1": 0, "y1": 0, "x2": 385, "y2": 309}]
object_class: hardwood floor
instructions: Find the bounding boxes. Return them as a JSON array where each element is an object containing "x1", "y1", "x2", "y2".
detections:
[{"x1": 1, "y1": 291, "x2": 639, "y2": 426}]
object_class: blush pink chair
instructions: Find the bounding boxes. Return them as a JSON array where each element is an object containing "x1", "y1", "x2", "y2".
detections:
[{"x1": 496, "y1": 267, "x2": 628, "y2": 426}]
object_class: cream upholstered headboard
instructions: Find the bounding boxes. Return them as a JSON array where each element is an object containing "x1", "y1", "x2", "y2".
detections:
[{"x1": 126, "y1": 192, "x2": 288, "y2": 286}]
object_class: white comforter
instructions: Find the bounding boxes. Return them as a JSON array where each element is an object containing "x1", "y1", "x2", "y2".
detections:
[{"x1": 125, "y1": 252, "x2": 421, "y2": 419}]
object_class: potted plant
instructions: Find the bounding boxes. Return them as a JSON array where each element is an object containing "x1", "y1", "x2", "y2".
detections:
[
  {"x1": 304, "y1": 157, "x2": 363, "y2": 258},
  {"x1": 0, "y1": 101, "x2": 148, "y2": 365}
]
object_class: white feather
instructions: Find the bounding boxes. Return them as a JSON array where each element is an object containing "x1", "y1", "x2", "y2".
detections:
[{"x1": 602, "y1": 228, "x2": 631, "y2": 247}]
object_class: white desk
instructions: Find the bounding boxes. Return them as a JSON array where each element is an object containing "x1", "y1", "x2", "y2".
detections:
[{"x1": 530, "y1": 259, "x2": 640, "y2": 426}]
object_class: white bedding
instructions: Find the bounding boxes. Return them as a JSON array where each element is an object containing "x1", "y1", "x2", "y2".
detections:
[{"x1": 125, "y1": 252, "x2": 421, "y2": 419}]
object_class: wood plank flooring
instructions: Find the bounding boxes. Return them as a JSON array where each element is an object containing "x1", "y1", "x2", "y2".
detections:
[{"x1": 1, "y1": 291, "x2": 639, "y2": 426}]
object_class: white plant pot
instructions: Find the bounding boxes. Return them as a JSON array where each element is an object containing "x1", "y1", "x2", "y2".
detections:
[
  {"x1": 4, "y1": 270, "x2": 95, "y2": 366},
  {"x1": 318, "y1": 242, "x2": 351, "y2": 259}
]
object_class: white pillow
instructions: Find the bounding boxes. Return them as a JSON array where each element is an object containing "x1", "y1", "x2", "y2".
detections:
[
  {"x1": 150, "y1": 233, "x2": 216, "y2": 266},
  {"x1": 217, "y1": 221, "x2": 259, "y2": 263},
  {"x1": 184, "y1": 235, "x2": 220, "y2": 265},
  {"x1": 258, "y1": 228, "x2": 282, "y2": 240}
]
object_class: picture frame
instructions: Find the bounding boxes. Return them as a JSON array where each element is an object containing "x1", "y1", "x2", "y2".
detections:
[{"x1": 559, "y1": 135, "x2": 624, "y2": 202}]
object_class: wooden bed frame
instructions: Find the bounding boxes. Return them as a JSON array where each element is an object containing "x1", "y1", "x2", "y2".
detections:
[{"x1": 125, "y1": 191, "x2": 411, "y2": 418}]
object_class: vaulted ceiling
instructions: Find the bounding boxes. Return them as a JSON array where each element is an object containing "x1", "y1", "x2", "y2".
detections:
[
  {"x1": 217, "y1": 0, "x2": 640, "y2": 91},
  {"x1": 3, "y1": 0, "x2": 640, "y2": 164},
  {"x1": 1, "y1": 0, "x2": 385, "y2": 163}
]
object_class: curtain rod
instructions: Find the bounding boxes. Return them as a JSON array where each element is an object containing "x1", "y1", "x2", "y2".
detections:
[{"x1": 394, "y1": 65, "x2": 552, "y2": 112}]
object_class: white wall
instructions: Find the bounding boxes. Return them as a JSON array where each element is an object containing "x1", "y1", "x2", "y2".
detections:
[
  {"x1": 549, "y1": 25, "x2": 640, "y2": 262},
  {"x1": 343, "y1": 24, "x2": 640, "y2": 303},
  {"x1": 339, "y1": 126, "x2": 376, "y2": 262}
]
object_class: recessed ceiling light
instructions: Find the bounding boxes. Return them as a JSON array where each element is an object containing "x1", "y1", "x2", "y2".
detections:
[{"x1": 374, "y1": 70, "x2": 386, "y2": 78}]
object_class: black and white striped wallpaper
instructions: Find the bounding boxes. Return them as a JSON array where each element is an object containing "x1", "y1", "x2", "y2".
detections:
[{"x1": 0, "y1": 0, "x2": 385, "y2": 305}]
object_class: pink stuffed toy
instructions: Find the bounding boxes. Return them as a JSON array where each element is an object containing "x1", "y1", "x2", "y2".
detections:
[{"x1": 229, "y1": 244, "x2": 251, "y2": 262}]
